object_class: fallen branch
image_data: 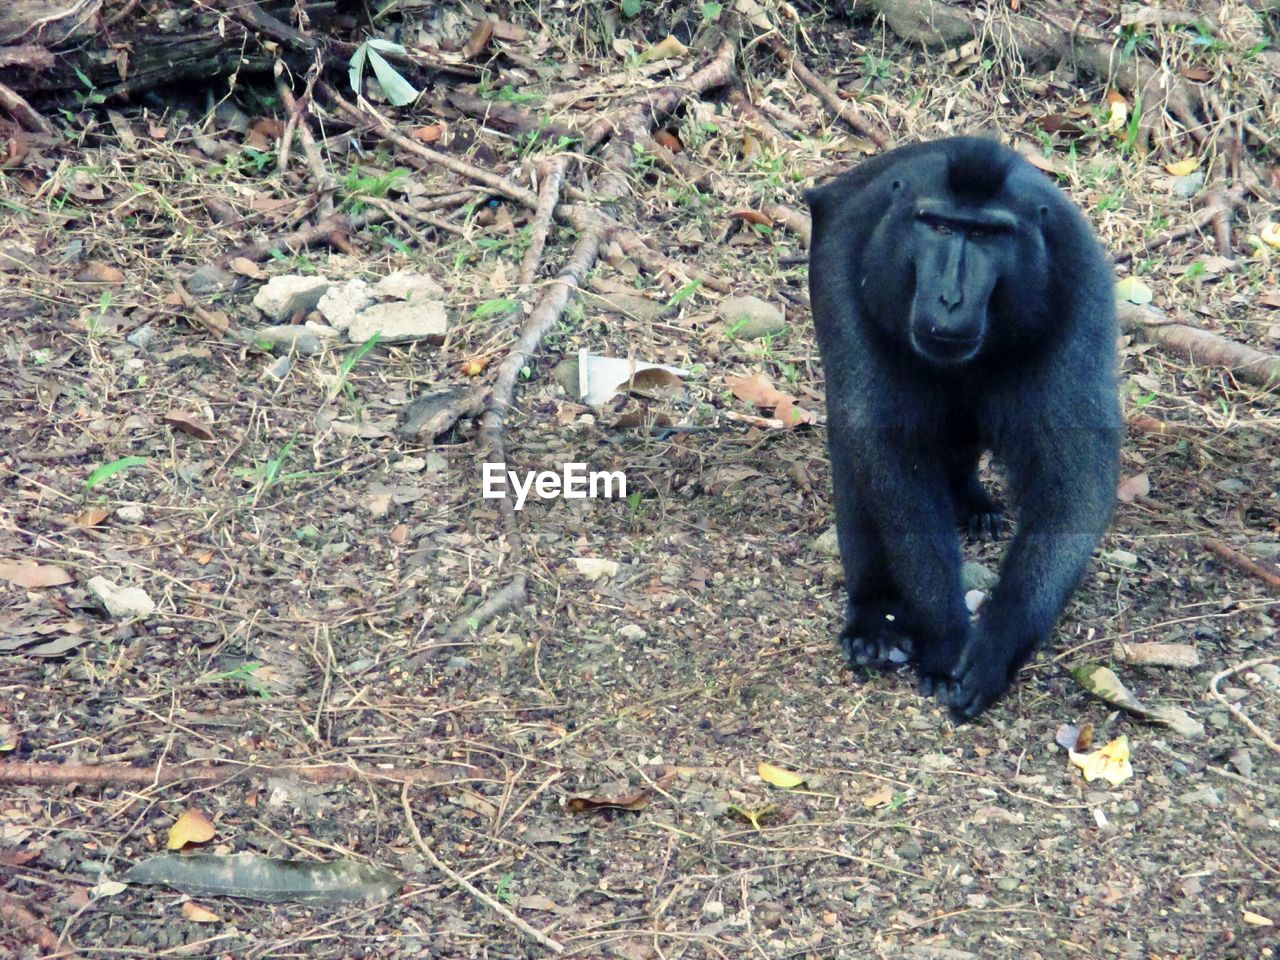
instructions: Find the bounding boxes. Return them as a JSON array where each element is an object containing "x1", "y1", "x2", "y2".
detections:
[
  {"x1": 222, "y1": 208, "x2": 384, "y2": 265},
  {"x1": 443, "y1": 573, "x2": 529, "y2": 642},
  {"x1": 1118, "y1": 303, "x2": 1280, "y2": 387},
  {"x1": 767, "y1": 37, "x2": 889, "y2": 149},
  {"x1": 0, "y1": 80, "x2": 54, "y2": 135},
  {"x1": 276, "y1": 70, "x2": 336, "y2": 219},
  {"x1": 518, "y1": 157, "x2": 567, "y2": 287},
  {"x1": 0, "y1": 759, "x2": 473, "y2": 788},
  {"x1": 1202, "y1": 538, "x2": 1280, "y2": 591}
]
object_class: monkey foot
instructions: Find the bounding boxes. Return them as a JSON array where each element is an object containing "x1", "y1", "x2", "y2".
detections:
[
  {"x1": 839, "y1": 614, "x2": 913, "y2": 670},
  {"x1": 921, "y1": 645, "x2": 1010, "y2": 722},
  {"x1": 966, "y1": 508, "x2": 1004, "y2": 542}
]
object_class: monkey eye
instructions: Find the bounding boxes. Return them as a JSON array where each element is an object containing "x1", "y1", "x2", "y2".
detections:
[
  {"x1": 930, "y1": 221, "x2": 953, "y2": 236},
  {"x1": 968, "y1": 228, "x2": 987, "y2": 240}
]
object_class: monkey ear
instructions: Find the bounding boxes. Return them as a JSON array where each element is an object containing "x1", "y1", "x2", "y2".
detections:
[
  {"x1": 891, "y1": 179, "x2": 906, "y2": 192},
  {"x1": 804, "y1": 185, "x2": 834, "y2": 228}
]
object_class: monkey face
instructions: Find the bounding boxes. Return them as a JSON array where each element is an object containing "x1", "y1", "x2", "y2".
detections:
[{"x1": 904, "y1": 200, "x2": 1021, "y2": 367}]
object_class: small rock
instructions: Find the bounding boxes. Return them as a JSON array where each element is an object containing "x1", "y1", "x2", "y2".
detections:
[
  {"x1": 1215, "y1": 479, "x2": 1248, "y2": 495},
  {"x1": 1241, "y1": 541, "x2": 1280, "y2": 560},
  {"x1": 719, "y1": 295, "x2": 786, "y2": 340},
  {"x1": 87, "y1": 576, "x2": 156, "y2": 618},
  {"x1": 1104, "y1": 549, "x2": 1139, "y2": 568},
  {"x1": 346, "y1": 300, "x2": 448, "y2": 344},
  {"x1": 813, "y1": 525, "x2": 839, "y2": 557},
  {"x1": 316, "y1": 279, "x2": 374, "y2": 331},
  {"x1": 187, "y1": 263, "x2": 244, "y2": 296},
  {"x1": 585, "y1": 289, "x2": 665, "y2": 323},
  {"x1": 393, "y1": 456, "x2": 427, "y2": 473},
  {"x1": 1171, "y1": 171, "x2": 1204, "y2": 198},
  {"x1": 551, "y1": 356, "x2": 580, "y2": 397},
  {"x1": 961, "y1": 561, "x2": 998, "y2": 591},
  {"x1": 263, "y1": 356, "x2": 293, "y2": 381},
  {"x1": 126, "y1": 324, "x2": 155, "y2": 350},
  {"x1": 702, "y1": 900, "x2": 725, "y2": 920},
  {"x1": 617, "y1": 624, "x2": 647, "y2": 641},
  {"x1": 995, "y1": 877, "x2": 1019, "y2": 892},
  {"x1": 1179, "y1": 785, "x2": 1222, "y2": 807},
  {"x1": 445, "y1": 656, "x2": 473, "y2": 675},
  {"x1": 1253, "y1": 663, "x2": 1280, "y2": 687},
  {"x1": 252, "y1": 275, "x2": 333, "y2": 321},
  {"x1": 372, "y1": 270, "x2": 444, "y2": 302},
  {"x1": 116, "y1": 504, "x2": 145, "y2": 523},
  {"x1": 896, "y1": 839, "x2": 922, "y2": 860},
  {"x1": 254, "y1": 325, "x2": 324, "y2": 356},
  {"x1": 425, "y1": 452, "x2": 448, "y2": 473},
  {"x1": 965, "y1": 589, "x2": 986, "y2": 613},
  {"x1": 303, "y1": 321, "x2": 341, "y2": 339}
]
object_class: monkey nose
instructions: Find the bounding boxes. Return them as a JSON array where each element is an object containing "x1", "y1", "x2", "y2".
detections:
[{"x1": 939, "y1": 289, "x2": 963, "y2": 309}]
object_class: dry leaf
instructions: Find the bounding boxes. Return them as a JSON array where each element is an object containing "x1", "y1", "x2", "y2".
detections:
[
  {"x1": 1116, "y1": 473, "x2": 1149, "y2": 503},
  {"x1": 229, "y1": 257, "x2": 264, "y2": 279},
  {"x1": 640, "y1": 35, "x2": 688, "y2": 63},
  {"x1": 773, "y1": 395, "x2": 817, "y2": 429},
  {"x1": 1260, "y1": 222, "x2": 1280, "y2": 250},
  {"x1": 654, "y1": 129, "x2": 683, "y2": 152},
  {"x1": 1242, "y1": 911, "x2": 1274, "y2": 927},
  {"x1": 862, "y1": 785, "x2": 896, "y2": 809},
  {"x1": 463, "y1": 19, "x2": 494, "y2": 59},
  {"x1": 758, "y1": 762, "x2": 805, "y2": 789},
  {"x1": 1164, "y1": 158, "x2": 1199, "y2": 177},
  {"x1": 181, "y1": 901, "x2": 221, "y2": 923},
  {"x1": 729, "y1": 209, "x2": 772, "y2": 226},
  {"x1": 73, "y1": 261, "x2": 126, "y2": 284},
  {"x1": 566, "y1": 789, "x2": 649, "y2": 813},
  {"x1": 727, "y1": 372, "x2": 790, "y2": 409},
  {"x1": 1069, "y1": 735, "x2": 1133, "y2": 786},
  {"x1": 163, "y1": 410, "x2": 216, "y2": 441},
  {"x1": 1104, "y1": 90, "x2": 1128, "y2": 134},
  {"x1": 1116, "y1": 276, "x2": 1153, "y2": 305},
  {"x1": 73, "y1": 507, "x2": 111, "y2": 528},
  {"x1": 0, "y1": 560, "x2": 74, "y2": 588},
  {"x1": 410, "y1": 125, "x2": 445, "y2": 144},
  {"x1": 571, "y1": 557, "x2": 619, "y2": 581},
  {"x1": 460, "y1": 356, "x2": 490, "y2": 376},
  {"x1": 167, "y1": 809, "x2": 216, "y2": 850}
]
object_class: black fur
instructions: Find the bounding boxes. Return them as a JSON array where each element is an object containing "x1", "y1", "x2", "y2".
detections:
[{"x1": 805, "y1": 136, "x2": 1121, "y2": 721}]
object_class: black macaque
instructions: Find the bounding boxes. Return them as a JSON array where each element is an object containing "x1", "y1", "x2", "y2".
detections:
[{"x1": 805, "y1": 136, "x2": 1121, "y2": 721}]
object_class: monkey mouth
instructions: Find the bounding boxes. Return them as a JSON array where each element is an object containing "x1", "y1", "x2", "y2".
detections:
[{"x1": 913, "y1": 328, "x2": 982, "y2": 365}]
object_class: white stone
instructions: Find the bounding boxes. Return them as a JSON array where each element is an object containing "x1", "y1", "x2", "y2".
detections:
[
  {"x1": 372, "y1": 269, "x2": 444, "y2": 302},
  {"x1": 346, "y1": 300, "x2": 447, "y2": 344},
  {"x1": 316, "y1": 279, "x2": 374, "y2": 331},
  {"x1": 252, "y1": 275, "x2": 333, "y2": 321},
  {"x1": 88, "y1": 576, "x2": 156, "y2": 618}
]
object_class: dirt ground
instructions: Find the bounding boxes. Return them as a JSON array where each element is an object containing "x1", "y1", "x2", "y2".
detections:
[{"x1": 1, "y1": 3, "x2": 1278, "y2": 958}]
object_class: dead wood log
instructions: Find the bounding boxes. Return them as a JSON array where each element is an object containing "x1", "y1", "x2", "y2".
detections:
[{"x1": 0, "y1": 0, "x2": 336, "y2": 101}]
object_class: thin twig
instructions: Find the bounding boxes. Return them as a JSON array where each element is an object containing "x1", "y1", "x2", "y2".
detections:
[
  {"x1": 400, "y1": 783, "x2": 565, "y2": 953},
  {"x1": 1208, "y1": 656, "x2": 1280, "y2": 756}
]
